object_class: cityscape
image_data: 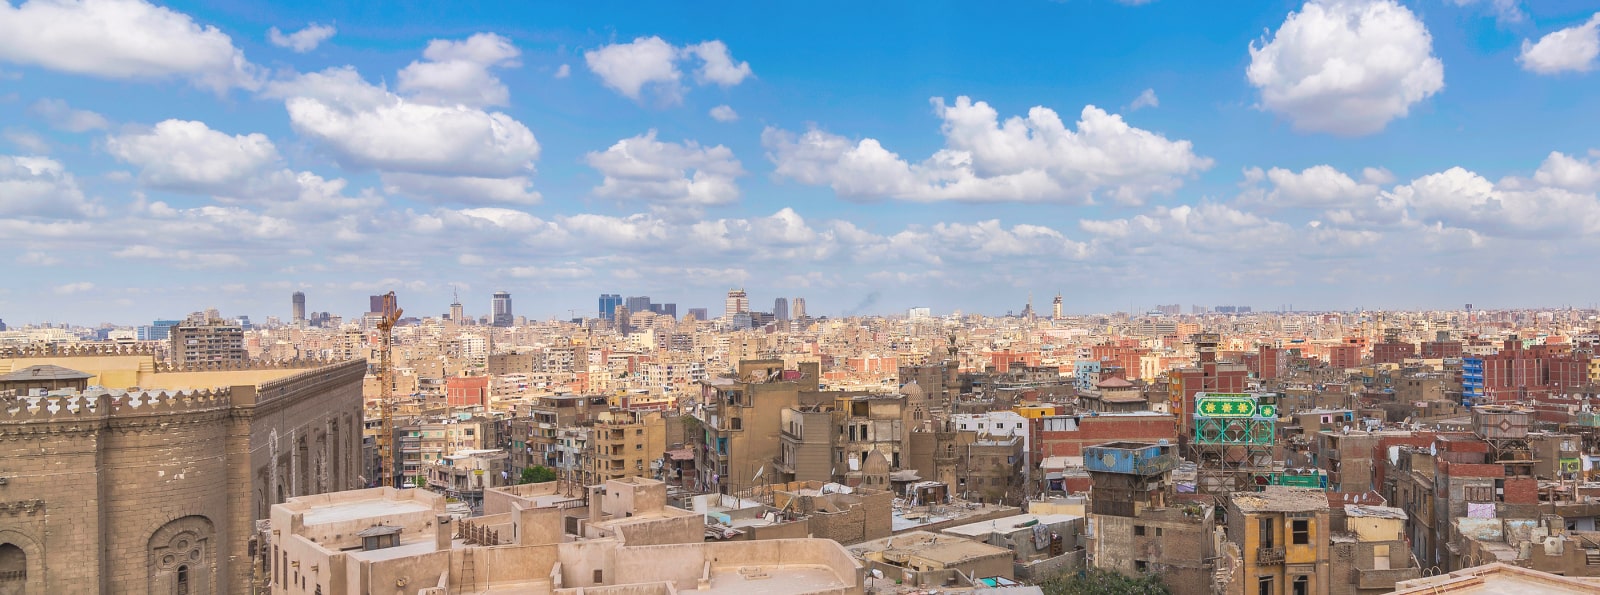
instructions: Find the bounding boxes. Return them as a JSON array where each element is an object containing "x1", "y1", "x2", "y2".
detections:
[{"x1": 4, "y1": 1, "x2": 1600, "y2": 595}]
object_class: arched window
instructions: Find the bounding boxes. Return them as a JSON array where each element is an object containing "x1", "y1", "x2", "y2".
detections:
[
  {"x1": 176, "y1": 565, "x2": 189, "y2": 595},
  {"x1": 0, "y1": 543, "x2": 26, "y2": 584}
]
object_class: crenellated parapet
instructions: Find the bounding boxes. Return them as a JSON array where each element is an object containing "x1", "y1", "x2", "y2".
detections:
[
  {"x1": 111, "y1": 387, "x2": 233, "y2": 414},
  {"x1": 0, "y1": 394, "x2": 109, "y2": 421},
  {"x1": 0, "y1": 388, "x2": 234, "y2": 426},
  {"x1": 151, "y1": 357, "x2": 346, "y2": 373},
  {"x1": 0, "y1": 342, "x2": 160, "y2": 358}
]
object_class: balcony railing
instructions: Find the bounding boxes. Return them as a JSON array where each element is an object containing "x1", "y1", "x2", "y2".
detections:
[{"x1": 1257, "y1": 546, "x2": 1284, "y2": 565}]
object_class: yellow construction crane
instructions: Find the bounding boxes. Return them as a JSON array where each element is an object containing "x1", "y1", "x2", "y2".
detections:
[{"x1": 375, "y1": 291, "x2": 403, "y2": 487}]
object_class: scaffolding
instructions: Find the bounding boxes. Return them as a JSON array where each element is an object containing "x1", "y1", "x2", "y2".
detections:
[{"x1": 1191, "y1": 392, "x2": 1279, "y2": 494}]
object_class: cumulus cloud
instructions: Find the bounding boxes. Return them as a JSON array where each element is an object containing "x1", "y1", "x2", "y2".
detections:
[
  {"x1": 586, "y1": 131, "x2": 745, "y2": 206},
  {"x1": 53, "y1": 282, "x2": 94, "y2": 295},
  {"x1": 268, "y1": 22, "x2": 336, "y2": 53},
  {"x1": 266, "y1": 66, "x2": 540, "y2": 177},
  {"x1": 554, "y1": 64, "x2": 570, "y2": 79},
  {"x1": 1390, "y1": 166, "x2": 1600, "y2": 236},
  {"x1": 1128, "y1": 88, "x2": 1159, "y2": 111},
  {"x1": 397, "y1": 33, "x2": 520, "y2": 107},
  {"x1": 4, "y1": 129, "x2": 49, "y2": 153},
  {"x1": 0, "y1": 154, "x2": 98, "y2": 218},
  {"x1": 29, "y1": 98, "x2": 109, "y2": 132},
  {"x1": 1532, "y1": 150, "x2": 1600, "y2": 192},
  {"x1": 709, "y1": 105, "x2": 739, "y2": 122},
  {"x1": 584, "y1": 36, "x2": 752, "y2": 103},
  {"x1": 382, "y1": 172, "x2": 541, "y2": 206},
  {"x1": 1239, "y1": 165, "x2": 1381, "y2": 208},
  {"x1": 1248, "y1": 0, "x2": 1444, "y2": 136},
  {"x1": 0, "y1": 0, "x2": 259, "y2": 93},
  {"x1": 764, "y1": 96, "x2": 1209, "y2": 205},
  {"x1": 105, "y1": 119, "x2": 284, "y2": 193},
  {"x1": 1518, "y1": 13, "x2": 1600, "y2": 75}
]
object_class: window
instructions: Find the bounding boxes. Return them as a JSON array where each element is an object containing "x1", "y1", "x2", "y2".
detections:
[
  {"x1": 1463, "y1": 485, "x2": 1493, "y2": 502},
  {"x1": 1155, "y1": 527, "x2": 1164, "y2": 537},
  {"x1": 594, "y1": 569, "x2": 604, "y2": 584},
  {"x1": 1258, "y1": 575, "x2": 1273, "y2": 595},
  {"x1": 1134, "y1": 525, "x2": 1147, "y2": 536},
  {"x1": 1259, "y1": 518, "x2": 1275, "y2": 548},
  {"x1": 1292, "y1": 519, "x2": 1309, "y2": 545},
  {"x1": 1292, "y1": 575, "x2": 1308, "y2": 595},
  {"x1": 1135, "y1": 560, "x2": 1148, "y2": 572}
]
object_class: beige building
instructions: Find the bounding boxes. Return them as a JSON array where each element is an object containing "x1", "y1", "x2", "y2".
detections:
[
  {"x1": 0, "y1": 344, "x2": 364, "y2": 594},
  {"x1": 266, "y1": 477, "x2": 863, "y2": 594}
]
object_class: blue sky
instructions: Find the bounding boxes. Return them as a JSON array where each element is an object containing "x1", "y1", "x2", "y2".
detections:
[{"x1": 3, "y1": 0, "x2": 1600, "y2": 325}]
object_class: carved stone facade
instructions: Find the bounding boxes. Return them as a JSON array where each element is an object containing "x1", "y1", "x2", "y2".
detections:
[{"x1": 0, "y1": 358, "x2": 364, "y2": 594}]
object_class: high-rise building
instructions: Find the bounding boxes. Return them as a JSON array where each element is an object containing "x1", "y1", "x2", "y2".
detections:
[
  {"x1": 599, "y1": 294, "x2": 623, "y2": 321},
  {"x1": 292, "y1": 291, "x2": 306, "y2": 326},
  {"x1": 774, "y1": 297, "x2": 790, "y2": 321},
  {"x1": 725, "y1": 289, "x2": 749, "y2": 319},
  {"x1": 369, "y1": 295, "x2": 385, "y2": 314},
  {"x1": 450, "y1": 299, "x2": 464, "y2": 322},
  {"x1": 491, "y1": 291, "x2": 513, "y2": 327},
  {"x1": 907, "y1": 307, "x2": 931, "y2": 320},
  {"x1": 686, "y1": 308, "x2": 708, "y2": 321},
  {"x1": 137, "y1": 319, "x2": 182, "y2": 341},
  {"x1": 1052, "y1": 294, "x2": 1063, "y2": 320},
  {"x1": 653, "y1": 303, "x2": 677, "y2": 319},
  {"x1": 626, "y1": 296, "x2": 653, "y2": 314},
  {"x1": 170, "y1": 318, "x2": 246, "y2": 365},
  {"x1": 792, "y1": 297, "x2": 806, "y2": 319}
]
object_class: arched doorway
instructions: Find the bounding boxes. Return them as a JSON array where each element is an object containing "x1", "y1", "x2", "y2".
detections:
[{"x1": 0, "y1": 543, "x2": 25, "y2": 595}]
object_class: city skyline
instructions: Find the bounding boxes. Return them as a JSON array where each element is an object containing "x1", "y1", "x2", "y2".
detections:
[{"x1": 4, "y1": 1, "x2": 1600, "y2": 323}]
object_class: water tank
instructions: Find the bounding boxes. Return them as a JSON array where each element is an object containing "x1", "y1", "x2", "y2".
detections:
[{"x1": 1473, "y1": 405, "x2": 1530, "y2": 440}]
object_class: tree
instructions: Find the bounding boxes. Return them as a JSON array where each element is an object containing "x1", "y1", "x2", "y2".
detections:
[
  {"x1": 1040, "y1": 569, "x2": 1170, "y2": 595},
  {"x1": 521, "y1": 465, "x2": 557, "y2": 484},
  {"x1": 412, "y1": 475, "x2": 427, "y2": 488}
]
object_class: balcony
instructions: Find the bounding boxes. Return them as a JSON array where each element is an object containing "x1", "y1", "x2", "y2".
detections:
[{"x1": 1256, "y1": 547, "x2": 1285, "y2": 566}]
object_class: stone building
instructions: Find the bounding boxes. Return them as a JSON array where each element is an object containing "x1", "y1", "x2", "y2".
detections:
[{"x1": 0, "y1": 344, "x2": 364, "y2": 594}]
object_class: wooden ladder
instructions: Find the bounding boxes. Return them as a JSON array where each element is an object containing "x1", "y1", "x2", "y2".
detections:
[{"x1": 461, "y1": 547, "x2": 477, "y2": 591}]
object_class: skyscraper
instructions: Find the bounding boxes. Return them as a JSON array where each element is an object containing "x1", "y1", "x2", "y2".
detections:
[
  {"x1": 450, "y1": 299, "x2": 464, "y2": 322},
  {"x1": 1052, "y1": 294, "x2": 1063, "y2": 320},
  {"x1": 599, "y1": 294, "x2": 622, "y2": 321},
  {"x1": 792, "y1": 297, "x2": 806, "y2": 319},
  {"x1": 626, "y1": 296, "x2": 653, "y2": 314},
  {"x1": 369, "y1": 295, "x2": 385, "y2": 314},
  {"x1": 492, "y1": 291, "x2": 513, "y2": 327},
  {"x1": 774, "y1": 297, "x2": 789, "y2": 321},
  {"x1": 292, "y1": 291, "x2": 306, "y2": 326},
  {"x1": 725, "y1": 289, "x2": 749, "y2": 319}
]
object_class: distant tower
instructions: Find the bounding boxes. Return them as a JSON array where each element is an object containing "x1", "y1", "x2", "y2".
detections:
[
  {"x1": 725, "y1": 289, "x2": 749, "y2": 319},
  {"x1": 774, "y1": 297, "x2": 790, "y2": 321},
  {"x1": 792, "y1": 297, "x2": 806, "y2": 319},
  {"x1": 491, "y1": 291, "x2": 513, "y2": 327},
  {"x1": 450, "y1": 290, "x2": 464, "y2": 322},
  {"x1": 1052, "y1": 294, "x2": 1063, "y2": 320},
  {"x1": 291, "y1": 291, "x2": 306, "y2": 326},
  {"x1": 1021, "y1": 293, "x2": 1035, "y2": 320},
  {"x1": 599, "y1": 294, "x2": 622, "y2": 321}
]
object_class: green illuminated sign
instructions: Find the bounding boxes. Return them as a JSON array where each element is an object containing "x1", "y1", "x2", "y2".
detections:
[{"x1": 1195, "y1": 394, "x2": 1274, "y2": 418}]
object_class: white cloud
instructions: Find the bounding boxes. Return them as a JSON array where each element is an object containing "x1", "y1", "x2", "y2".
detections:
[
  {"x1": 1239, "y1": 165, "x2": 1381, "y2": 208},
  {"x1": 764, "y1": 96, "x2": 1210, "y2": 205},
  {"x1": 1532, "y1": 150, "x2": 1600, "y2": 192},
  {"x1": 112, "y1": 245, "x2": 247, "y2": 268},
  {"x1": 382, "y1": 172, "x2": 541, "y2": 206},
  {"x1": 53, "y1": 282, "x2": 94, "y2": 295},
  {"x1": 586, "y1": 131, "x2": 745, "y2": 206},
  {"x1": 16, "y1": 251, "x2": 60, "y2": 266},
  {"x1": 1518, "y1": 14, "x2": 1600, "y2": 75},
  {"x1": 1248, "y1": 0, "x2": 1444, "y2": 135},
  {"x1": 1128, "y1": 88, "x2": 1159, "y2": 111},
  {"x1": 397, "y1": 33, "x2": 520, "y2": 107},
  {"x1": 1447, "y1": 0, "x2": 1525, "y2": 24},
  {"x1": 0, "y1": 155, "x2": 98, "y2": 218},
  {"x1": 584, "y1": 36, "x2": 682, "y2": 101},
  {"x1": 709, "y1": 105, "x2": 739, "y2": 122},
  {"x1": 29, "y1": 98, "x2": 109, "y2": 132},
  {"x1": 4, "y1": 129, "x2": 49, "y2": 153},
  {"x1": 105, "y1": 119, "x2": 284, "y2": 193},
  {"x1": 267, "y1": 66, "x2": 540, "y2": 177},
  {"x1": 0, "y1": 0, "x2": 259, "y2": 93},
  {"x1": 554, "y1": 64, "x2": 570, "y2": 79},
  {"x1": 1387, "y1": 166, "x2": 1600, "y2": 236},
  {"x1": 684, "y1": 40, "x2": 752, "y2": 87},
  {"x1": 268, "y1": 22, "x2": 336, "y2": 53},
  {"x1": 584, "y1": 36, "x2": 751, "y2": 103}
]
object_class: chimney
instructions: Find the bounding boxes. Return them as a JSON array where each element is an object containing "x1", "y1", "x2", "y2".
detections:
[{"x1": 588, "y1": 485, "x2": 604, "y2": 525}]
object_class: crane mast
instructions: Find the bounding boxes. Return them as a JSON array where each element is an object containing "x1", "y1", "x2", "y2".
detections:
[{"x1": 375, "y1": 292, "x2": 403, "y2": 487}]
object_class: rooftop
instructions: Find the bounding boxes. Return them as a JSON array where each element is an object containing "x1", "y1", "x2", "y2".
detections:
[
  {"x1": 942, "y1": 513, "x2": 1082, "y2": 537},
  {"x1": 849, "y1": 531, "x2": 1011, "y2": 565},
  {"x1": 1390, "y1": 562, "x2": 1600, "y2": 594},
  {"x1": 0, "y1": 364, "x2": 93, "y2": 382},
  {"x1": 301, "y1": 495, "x2": 434, "y2": 525},
  {"x1": 1344, "y1": 505, "x2": 1407, "y2": 520},
  {"x1": 1230, "y1": 487, "x2": 1330, "y2": 513}
]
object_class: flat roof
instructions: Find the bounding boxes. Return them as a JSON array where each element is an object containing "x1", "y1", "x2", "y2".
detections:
[
  {"x1": 301, "y1": 497, "x2": 433, "y2": 525},
  {"x1": 700, "y1": 565, "x2": 848, "y2": 595},
  {"x1": 1230, "y1": 487, "x2": 1330, "y2": 513},
  {"x1": 942, "y1": 513, "x2": 1081, "y2": 537}
]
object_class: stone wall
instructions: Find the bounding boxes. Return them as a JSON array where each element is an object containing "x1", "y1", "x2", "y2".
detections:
[{"x1": 0, "y1": 359, "x2": 365, "y2": 594}]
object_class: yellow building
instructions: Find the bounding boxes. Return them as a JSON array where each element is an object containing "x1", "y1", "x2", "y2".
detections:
[
  {"x1": 1013, "y1": 404, "x2": 1059, "y2": 419},
  {"x1": 1223, "y1": 487, "x2": 1331, "y2": 595}
]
